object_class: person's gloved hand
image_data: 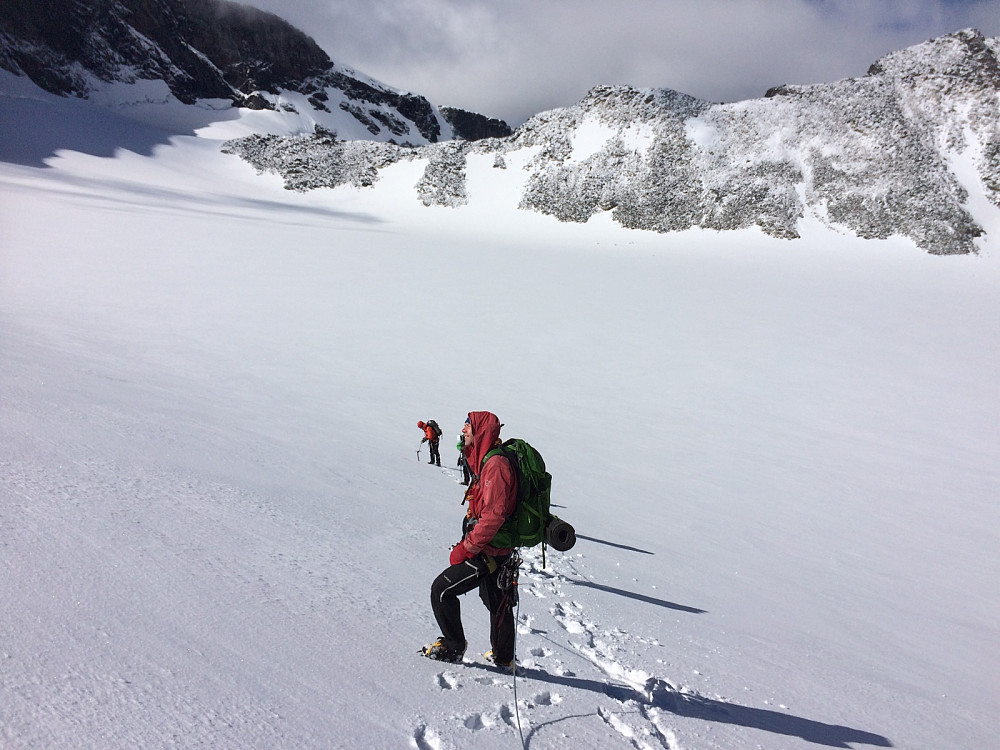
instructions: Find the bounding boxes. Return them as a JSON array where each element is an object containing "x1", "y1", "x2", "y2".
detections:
[{"x1": 450, "y1": 543, "x2": 472, "y2": 566}]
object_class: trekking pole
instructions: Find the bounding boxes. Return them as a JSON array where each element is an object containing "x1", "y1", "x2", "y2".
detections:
[{"x1": 416, "y1": 442, "x2": 422, "y2": 461}]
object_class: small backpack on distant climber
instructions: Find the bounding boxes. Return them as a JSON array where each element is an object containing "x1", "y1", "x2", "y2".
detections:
[
  {"x1": 483, "y1": 438, "x2": 574, "y2": 553},
  {"x1": 427, "y1": 420, "x2": 442, "y2": 438}
]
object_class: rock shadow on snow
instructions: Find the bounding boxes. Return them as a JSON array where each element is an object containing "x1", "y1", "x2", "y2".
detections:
[{"x1": 0, "y1": 90, "x2": 195, "y2": 167}]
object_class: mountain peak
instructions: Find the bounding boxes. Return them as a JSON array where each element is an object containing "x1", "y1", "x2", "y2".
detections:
[
  {"x1": 0, "y1": 0, "x2": 511, "y2": 143},
  {"x1": 867, "y1": 28, "x2": 1000, "y2": 86}
]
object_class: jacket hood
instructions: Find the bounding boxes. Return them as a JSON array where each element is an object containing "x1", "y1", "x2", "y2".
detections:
[{"x1": 464, "y1": 411, "x2": 502, "y2": 471}]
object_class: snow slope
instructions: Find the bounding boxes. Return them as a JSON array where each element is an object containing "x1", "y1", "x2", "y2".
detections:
[{"x1": 2, "y1": 75, "x2": 999, "y2": 749}]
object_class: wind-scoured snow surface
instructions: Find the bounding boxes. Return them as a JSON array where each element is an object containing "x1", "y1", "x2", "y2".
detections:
[{"x1": 2, "y1": 70, "x2": 999, "y2": 749}]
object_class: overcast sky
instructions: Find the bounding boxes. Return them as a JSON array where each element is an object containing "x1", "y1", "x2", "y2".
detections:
[{"x1": 240, "y1": 0, "x2": 1000, "y2": 126}]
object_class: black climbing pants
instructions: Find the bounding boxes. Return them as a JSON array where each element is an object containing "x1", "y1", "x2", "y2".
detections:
[{"x1": 430, "y1": 553, "x2": 515, "y2": 663}]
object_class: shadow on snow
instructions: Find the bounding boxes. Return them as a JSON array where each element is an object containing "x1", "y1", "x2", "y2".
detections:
[
  {"x1": 481, "y1": 664, "x2": 893, "y2": 749},
  {"x1": 575, "y1": 533, "x2": 655, "y2": 555},
  {"x1": 566, "y1": 578, "x2": 707, "y2": 614}
]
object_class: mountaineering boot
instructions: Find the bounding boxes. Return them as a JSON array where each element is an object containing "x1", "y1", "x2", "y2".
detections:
[
  {"x1": 422, "y1": 637, "x2": 467, "y2": 663},
  {"x1": 484, "y1": 650, "x2": 514, "y2": 672}
]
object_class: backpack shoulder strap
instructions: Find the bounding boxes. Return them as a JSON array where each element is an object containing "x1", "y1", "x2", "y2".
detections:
[
  {"x1": 481, "y1": 445, "x2": 504, "y2": 464},
  {"x1": 474, "y1": 446, "x2": 502, "y2": 477},
  {"x1": 471, "y1": 445, "x2": 512, "y2": 484},
  {"x1": 481, "y1": 443, "x2": 523, "y2": 506}
]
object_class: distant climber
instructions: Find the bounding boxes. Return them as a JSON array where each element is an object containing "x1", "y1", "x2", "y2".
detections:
[
  {"x1": 457, "y1": 432, "x2": 471, "y2": 485},
  {"x1": 418, "y1": 419, "x2": 442, "y2": 466}
]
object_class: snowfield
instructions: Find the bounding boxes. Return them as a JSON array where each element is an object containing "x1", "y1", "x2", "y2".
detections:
[{"x1": 2, "y1": 72, "x2": 999, "y2": 749}]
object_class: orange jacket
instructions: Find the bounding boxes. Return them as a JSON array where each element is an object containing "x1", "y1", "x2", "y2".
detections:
[{"x1": 417, "y1": 421, "x2": 438, "y2": 442}]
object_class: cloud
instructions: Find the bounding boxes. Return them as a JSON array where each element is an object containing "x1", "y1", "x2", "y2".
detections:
[{"x1": 239, "y1": 0, "x2": 1000, "y2": 126}]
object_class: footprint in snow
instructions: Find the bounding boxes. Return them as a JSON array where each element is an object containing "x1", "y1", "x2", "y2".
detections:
[
  {"x1": 411, "y1": 723, "x2": 443, "y2": 750},
  {"x1": 472, "y1": 675, "x2": 505, "y2": 686},
  {"x1": 463, "y1": 712, "x2": 494, "y2": 731},
  {"x1": 525, "y1": 583, "x2": 548, "y2": 599},
  {"x1": 499, "y1": 702, "x2": 522, "y2": 730},
  {"x1": 434, "y1": 671, "x2": 459, "y2": 690},
  {"x1": 530, "y1": 690, "x2": 561, "y2": 706}
]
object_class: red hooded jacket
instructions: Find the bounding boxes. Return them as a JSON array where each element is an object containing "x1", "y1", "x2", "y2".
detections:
[{"x1": 459, "y1": 411, "x2": 517, "y2": 557}]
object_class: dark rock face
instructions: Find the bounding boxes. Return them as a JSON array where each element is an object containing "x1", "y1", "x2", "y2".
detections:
[
  {"x1": 0, "y1": 0, "x2": 330, "y2": 104},
  {"x1": 440, "y1": 107, "x2": 513, "y2": 141},
  {"x1": 324, "y1": 70, "x2": 442, "y2": 142},
  {"x1": 0, "y1": 0, "x2": 510, "y2": 143}
]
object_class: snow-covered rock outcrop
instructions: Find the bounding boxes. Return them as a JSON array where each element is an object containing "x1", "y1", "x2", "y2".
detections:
[{"x1": 226, "y1": 29, "x2": 1000, "y2": 254}]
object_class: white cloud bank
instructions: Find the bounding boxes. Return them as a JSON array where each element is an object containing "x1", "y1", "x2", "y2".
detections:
[{"x1": 242, "y1": 0, "x2": 1000, "y2": 124}]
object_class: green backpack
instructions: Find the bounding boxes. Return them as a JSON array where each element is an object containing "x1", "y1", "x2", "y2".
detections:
[{"x1": 483, "y1": 438, "x2": 553, "y2": 549}]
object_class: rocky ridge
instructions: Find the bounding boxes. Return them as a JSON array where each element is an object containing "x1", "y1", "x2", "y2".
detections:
[
  {"x1": 0, "y1": 0, "x2": 511, "y2": 144},
  {"x1": 2, "y1": 2, "x2": 996, "y2": 253},
  {"x1": 225, "y1": 29, "x2": 1000, "y2": 254}
]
